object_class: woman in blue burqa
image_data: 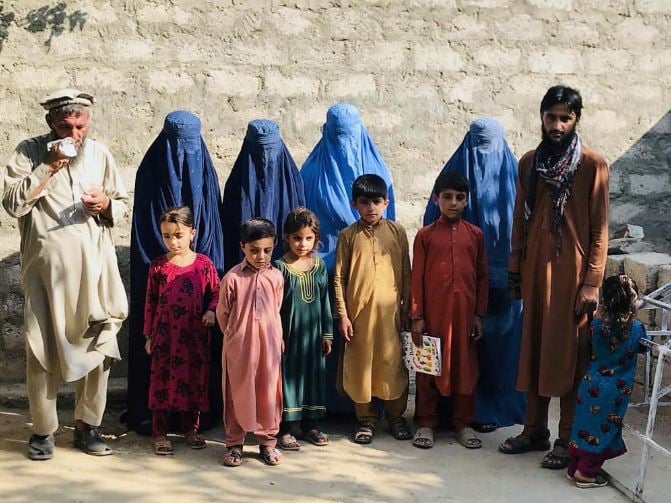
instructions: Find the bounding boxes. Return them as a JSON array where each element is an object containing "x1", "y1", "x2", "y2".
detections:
[
  {"x1": 221, "y1": 119, "x2": 305, "y2": 271},
  {"x1": 125, "y1": 111, "x2": 225, "y2": 434},
  {"x1": 301, "y1": 103, "x2": 396, "y2": 413},
  {"x1": 424, "y1": 117, "x2": 525, "y2": 432}
]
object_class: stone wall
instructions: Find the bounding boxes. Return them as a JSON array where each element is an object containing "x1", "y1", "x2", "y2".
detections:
[{"x1": 1, "y1": 0, "x2": 670, "y2": 383}]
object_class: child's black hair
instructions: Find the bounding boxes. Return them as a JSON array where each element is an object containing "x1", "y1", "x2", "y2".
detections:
[
  {"x1": 240, "y1": 217, "x2": 276, "y2": 244},
  {"x1": 283, "y1": 207, "x2": 321, "y2": 244},
  {"x1": 352, "y1": 174, "x2": 388, "y2": 201},
  {"x1": 601, "y1": 274, "x2": 639, "y2": 327},
  {"x1": 540, "y1": 85, "x2": 583, "y2": 120},
  {"x1": 432, "y1": 170, "x2": 469, "y2": 196},
  {"x1": 159, "y1": 206, "x2": 194, "y2": 228}
]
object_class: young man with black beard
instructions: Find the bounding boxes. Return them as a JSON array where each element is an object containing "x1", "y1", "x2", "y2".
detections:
[{"x1": 499, "y1": 86, "x2": 609, "y2": 470}]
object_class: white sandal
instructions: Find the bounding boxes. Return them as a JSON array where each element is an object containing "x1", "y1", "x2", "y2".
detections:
[{"x1": 413, "y1": 427, "x2": 434, "y2": 449}]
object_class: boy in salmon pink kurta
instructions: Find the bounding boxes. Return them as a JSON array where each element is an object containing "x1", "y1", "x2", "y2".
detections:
[
  {"x1": 216, "y1": 218, "x2": 285, "y2": 467},
  {"x1": 410, "y1": 171, "x2": 488, "y2": 450}
]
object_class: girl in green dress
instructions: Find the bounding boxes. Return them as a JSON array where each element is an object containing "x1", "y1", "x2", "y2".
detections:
[{"x1": 275, "y1": 208, "x2": 334, "y2": 450}]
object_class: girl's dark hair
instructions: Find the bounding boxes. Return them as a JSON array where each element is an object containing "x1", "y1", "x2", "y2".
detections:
[
  {"x1": 240, "y1": 217, "x2": 276, "y2": 244},
  {"x1": 159, "y1": 206, "x2": 194, "y2": 228},
  {"x1": 284, "y1": 207, "x2": 321, "y2": 243},
  {"x1": 433, "y1": 170, "x2": 469, "y2": 195},
  {"x1": 540, "y1": 85, "x2": 583, "y2": 120},
  {"x1": 352, "y1": 174, "x2": 387, "y2": 201},
  {"x1": 601, "y1": 274, "x2": 639, "y2": 326}
]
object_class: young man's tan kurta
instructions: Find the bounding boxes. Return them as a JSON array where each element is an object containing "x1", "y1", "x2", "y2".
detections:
[
  {"x1": 333, "y1": 219, "x2": 410, "y2": 403},
  {"x1": 3, "y1": 134, "x2": 129, "y2": 385},
  {"x1": 509, "y1": 146, "x2": 609, "y2": 398}
]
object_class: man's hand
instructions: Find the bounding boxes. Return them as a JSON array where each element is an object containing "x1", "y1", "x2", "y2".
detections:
[
  {"x1": 339, "y1": 317, "x2": 354, "y2": 342},
  {"x1": 202, "y1": 310, "x2": 215, "y2": 327},
  {"x1": 575, "y1": 285, "x2": 599, "y2": 317},
  {"x1": 322, "y1": 339, "x2": 333, "y2": 356},
  {"x1": 81, "y1": 188, "x2": 110, "y2": 215},
  {"x1": 471, "y1": 315, "x2": 483, "y2": 341},
  {"x1": 410, "y1": 318, "x2": 425, "y2": 347},
  {"x1": 45, "y1": 142, "x2": 70, "y2": 175}
]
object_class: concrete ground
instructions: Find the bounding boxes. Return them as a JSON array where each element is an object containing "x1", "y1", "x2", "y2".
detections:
[{"x1": 0, "y1": 400, "x2": 633, "y2": 503}]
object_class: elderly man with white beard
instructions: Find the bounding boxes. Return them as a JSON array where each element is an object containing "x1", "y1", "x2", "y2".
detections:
[{"x1": 2, "y1": 89, "x2": 128, "y2": 460}]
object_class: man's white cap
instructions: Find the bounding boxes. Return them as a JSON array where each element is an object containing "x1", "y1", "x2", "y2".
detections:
[{"x1": 40, "y1": 89, "x2": 95, "y2": 110}]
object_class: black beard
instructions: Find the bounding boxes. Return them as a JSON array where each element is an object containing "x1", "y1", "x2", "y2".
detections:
[{"x1": 541, "y1": 124, "x2": 576, "y2": 154}]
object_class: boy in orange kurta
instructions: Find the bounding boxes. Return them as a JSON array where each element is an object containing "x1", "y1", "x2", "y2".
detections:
[
  {"x1": 216, "y1": 218, "x2": 284, "y2": 467},
  {"x1": 411, "y1": 171, "x2": 488, "y2": 450},
  {"x1": 334, "y1": 174, "x2": 412, "y2": 444}
]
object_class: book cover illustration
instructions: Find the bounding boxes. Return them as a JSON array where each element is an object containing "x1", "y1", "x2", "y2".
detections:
[{"x1": 400, "y1": 331, "x2": 442, "y2": 376}]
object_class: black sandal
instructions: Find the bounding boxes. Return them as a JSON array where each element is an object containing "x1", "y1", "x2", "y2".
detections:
[
  {"x1": 498, "y1": 433, "x2": 551, "y2": 454},
  {"x1": 353, "y1": 421, "x2": 375, "y2": 444},
  {"x1": 388, "y1": 417, "x2": 412, "y2": 440},
  {"x1": 28, "y1": 434, "x2": 54, "y2": 461},
  {"x1": 73, "y1": 428, "x2": 113, "y2": 456},
  {"x1": 472, "y1": 422, "x2": 498, "y2": 433},
  {"x1": 541, "y1": 439, "x2": 569, "y2": 469}
]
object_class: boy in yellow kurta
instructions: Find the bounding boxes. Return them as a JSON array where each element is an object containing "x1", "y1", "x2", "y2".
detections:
[{"x1": 333, "y1": 174, "x2": 411, "y2": 444}]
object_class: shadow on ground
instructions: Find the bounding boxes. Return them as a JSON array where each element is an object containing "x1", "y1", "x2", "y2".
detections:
[{"x1": 0, "y1": 403, "x2": 628, "y2": 503}]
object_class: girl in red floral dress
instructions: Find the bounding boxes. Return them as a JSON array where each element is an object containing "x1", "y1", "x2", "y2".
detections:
[{"x1": 143, "y1": 206, "x2": 220, "y2": 455}]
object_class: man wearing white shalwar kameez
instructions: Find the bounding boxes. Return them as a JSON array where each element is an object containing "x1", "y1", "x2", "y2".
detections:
[{"x1": 2, "y1": 89, "x2": 128, "y2": 459}]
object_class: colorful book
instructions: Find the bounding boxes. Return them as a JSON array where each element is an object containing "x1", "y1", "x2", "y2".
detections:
[{"x1": 400, "y1": 331, "x2": 442, "y2": 376}]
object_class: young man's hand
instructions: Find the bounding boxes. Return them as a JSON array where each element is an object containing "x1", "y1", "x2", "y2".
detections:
[
  {"x1": 201, "y1": 310, "x2": 215, "y2": 327},
  {"x1": 508, "y1": 271, "x2": 522, "y2": 300},
  {"x1": 575, "y1": 285, "x2": 599, "y2": 317},
  {"x1": 339, "y1": 317, "x2": 354, "y2": 342},
  {"x1": 322, "y1": 339, "x2": 333, "y2": 356},
  {"x1": 410, "y1": 318, "x2": 425, "y2": 347},
  {"x1": 471, "y1": 316, "x2": 483, "y2": 341}
]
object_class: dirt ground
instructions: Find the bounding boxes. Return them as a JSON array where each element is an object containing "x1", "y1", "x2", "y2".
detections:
[{"x1": 0, "y1": 403, "x2": 632, "y2": 503}]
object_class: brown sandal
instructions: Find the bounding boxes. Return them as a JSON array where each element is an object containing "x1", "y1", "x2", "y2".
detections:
[
  {"x1": 185, "y1": 430, "x2": 206, "y2": 450},
  {"x1": 154, "y1": 437, "x2": 174, "y2": 456},
  {"x1": 223, "y1": 446, "x2": 243, "y2": 467},
  {"x1": 259, "y1": 446, "x2": 283, "y2": 466}
]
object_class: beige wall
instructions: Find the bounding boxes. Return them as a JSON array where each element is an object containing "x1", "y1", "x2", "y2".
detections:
[{"x1": 1, "y1": 0, "x2": 670, "y2": 382}]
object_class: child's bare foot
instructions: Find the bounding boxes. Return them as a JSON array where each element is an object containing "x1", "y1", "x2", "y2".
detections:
[{"x1": 154, "y1": 436, "x2": 173, "y2": 456}]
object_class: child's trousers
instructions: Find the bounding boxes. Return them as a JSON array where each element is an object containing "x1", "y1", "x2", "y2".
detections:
[
  {"x1": 152, "y1": 409, "x2": 200, "y2": 437},
  {"x1": 415, "y1": 373, "x2": 474, "y2": 430},
  {"x1": 354, "y1": 386, "x2": 409, "y2": 425},
  {"x1": 567, "y1": 452, "x2": 606, "y2": 479}
]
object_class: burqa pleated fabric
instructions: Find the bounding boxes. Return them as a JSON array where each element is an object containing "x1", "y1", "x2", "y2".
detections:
[
  {"x1": 126, "y1": 111, "x2": 225, "y2": 434},
  {"x1": 301, "y1": 103, "x2": 396, "y2": 274},
  {"x1": 222, "y1": 119, "x2": 305, "y2": 272},
  {"x1": 301, "y1": 103, "x2": 396, "y2": 414},
  {"x1": 424, "y1": 117, "x2": 526, "y2": 428}
]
